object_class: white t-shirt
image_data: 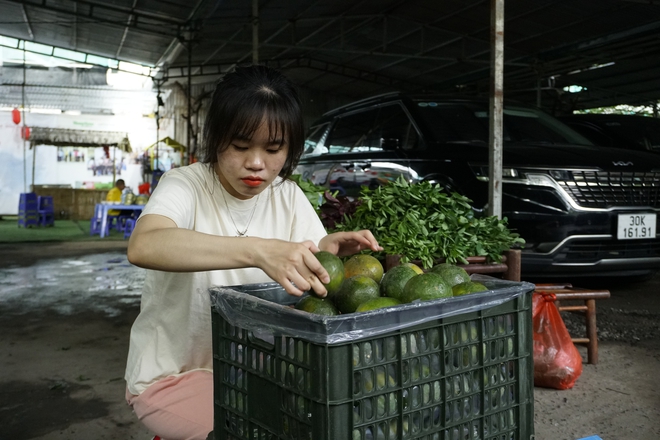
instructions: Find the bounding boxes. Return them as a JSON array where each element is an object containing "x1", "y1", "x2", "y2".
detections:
[{"x1": 125, "y1": 162, "x2": 327, "y2": 395}]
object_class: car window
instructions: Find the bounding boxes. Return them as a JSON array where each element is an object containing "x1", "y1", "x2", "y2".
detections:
[
  {"x1": 325, "y1": 108, "x2": 380, "y2": 153},
  {"x1": 323, "y1": 104, "x2": 420, "y2": 155},
  {"x1": 416, "y1": 104, "x2": 490, "y2": 143},
  {"x1": 563, "y1": 122, "x2": 615, "y2": 147},
  {"x1": 303, "y1": 123, "x2": 330, "y2": 156},
  {"x1": 415, "y1": 102, "x2": 593, "y2": 146},
  {"x1": 601, "y1": 119, "x2": 660, "y2": 151},
  {"x1": 373, "y1": 104, "x2": 420, "y2": 150},
  {"x1": 498, "y1": 108, "x2": 573, "y2": 144}
]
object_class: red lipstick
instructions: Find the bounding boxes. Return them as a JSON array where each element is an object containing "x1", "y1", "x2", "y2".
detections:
[{"x1": 242, "y1": 177, "x2": 264, "y2": 187}]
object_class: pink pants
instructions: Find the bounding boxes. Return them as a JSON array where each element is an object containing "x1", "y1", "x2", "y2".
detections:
[{"x1": 126, "y1": 370, "x2": 213, "y2": 440}]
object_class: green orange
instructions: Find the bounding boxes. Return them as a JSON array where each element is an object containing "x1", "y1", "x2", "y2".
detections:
[
  {"x1": 402, "y1": 262, "x2": 424, "y2": 275},
  {"x1": 295, "y1": 295, "x2": 339, "y2": 316},
  {"x1": 430, "y1": 263, "x2": 471, "y2": 287},
  {"x1": 356, "y1": 297, "x2": 402, "y2": 313},
  {"x1": 380, "y1": 265, "x2": 418, "y2": 301},
  {"x1": 313, "y1": 251, "x2": 345, "y2": 298},
  {"x1": 334, "y1": 275, "x2": 380, "y2": 313},
  {"x1": 452, "y1": 281, "x2": 488, "y2": 296},
  {"x1": 344, "y1": 254, "x2": 384, "y2": 284},
  {"x1": 401, "y1": 273, "x2": 452, "y2": 303}
]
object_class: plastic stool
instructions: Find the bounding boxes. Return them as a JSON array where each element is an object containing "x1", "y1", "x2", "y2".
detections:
[
  {"x1": 18, "y1": 192, "x2": 39, "y2": 228},
  {"x1": 116, "y1": 214, "x2": 133, "y2": 232},
  {"x1": 123, "y1": 218, "x2": 136, "y2": 239},
  {"x1": 37, "y1": 195, "x2": 55, "y2": 227},
  {"x1": 90, "y1": 204, "x2": 118, "y2": 236}
]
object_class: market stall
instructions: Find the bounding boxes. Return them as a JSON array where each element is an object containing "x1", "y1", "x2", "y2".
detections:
[{"x1": 29, "y1": 128, "x2": 133, "y2": 220}]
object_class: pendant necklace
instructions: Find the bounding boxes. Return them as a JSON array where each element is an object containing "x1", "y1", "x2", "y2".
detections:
[{"x1": 220, "y1": 185, "x2": 260, "y2": 237}]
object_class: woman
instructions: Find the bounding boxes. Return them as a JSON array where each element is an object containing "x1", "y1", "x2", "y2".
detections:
[{"x1": 124, "y1": 65, "x2": 381, "y2": 440}]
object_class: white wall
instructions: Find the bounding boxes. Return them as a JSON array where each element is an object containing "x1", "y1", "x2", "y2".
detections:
[{"x1": 0, "y1": 111, "x2": 162, "y2": 215}]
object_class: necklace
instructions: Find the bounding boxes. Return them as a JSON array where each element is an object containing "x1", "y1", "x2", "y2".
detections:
[{"x1": 220, "y1": 186, "x2": 260, "y2": 237}]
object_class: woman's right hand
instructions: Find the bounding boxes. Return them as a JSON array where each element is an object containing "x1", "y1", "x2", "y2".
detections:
[
  {"x1": 254, "y1": 239, "x2": 330, "y2": 297},
  {"x1": 128, "y1": 215, "x2": 329, "y2": 296}
]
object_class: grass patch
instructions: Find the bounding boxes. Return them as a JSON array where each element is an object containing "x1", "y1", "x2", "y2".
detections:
[{"x1": 0, "y1": 217, "x2": 127, "y2": 243}]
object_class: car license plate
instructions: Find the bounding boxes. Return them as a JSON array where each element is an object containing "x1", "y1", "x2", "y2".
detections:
[{"x1": 617, "y1": 213, "x2": 656, "y2": 240}]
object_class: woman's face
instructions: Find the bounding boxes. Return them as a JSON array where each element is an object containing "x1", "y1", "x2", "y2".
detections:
[{"x1": 215, "y1": 120, "x2": 289, "y2": 200}]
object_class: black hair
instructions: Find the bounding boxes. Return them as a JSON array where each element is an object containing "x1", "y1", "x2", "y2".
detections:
[
  {"x1": 116, "y1": 179, "x2": 125, "y2": 186},
  {"x1": 201, "y1": 65, "x2": 305, "y2": 179}
]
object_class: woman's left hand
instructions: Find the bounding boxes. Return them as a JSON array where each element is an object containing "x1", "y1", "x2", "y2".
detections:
[{"x1": 319, "y1": 230, "x2": 383, "y2": 257}]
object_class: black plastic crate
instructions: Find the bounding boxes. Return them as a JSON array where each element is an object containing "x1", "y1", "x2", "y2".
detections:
[{"x1": 210, "y1": 279, "x2": 535, "y2": 440}]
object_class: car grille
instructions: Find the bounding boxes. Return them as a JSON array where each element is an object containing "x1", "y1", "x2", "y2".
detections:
[
  {"x1": 557, "y1": 239, "x2": 660, "y2": 262},
  {"x1": 556, "y1": 171, "x2": 660, "y2": 208}
]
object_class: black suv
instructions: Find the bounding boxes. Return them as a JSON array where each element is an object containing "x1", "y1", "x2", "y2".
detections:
[
  {"x1": 557, "y1": 114, "x2": 660, "y2": 153},
  {"x1": 297, "y1": 93, "x2": 660, "y2": 278}
]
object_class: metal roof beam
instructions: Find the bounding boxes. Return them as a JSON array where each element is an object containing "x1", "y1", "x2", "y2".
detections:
[
  {"x1": 255, "y1": 0, "x2": 367, "y2": 66},
  {"x1": 292, "y1": 58, "x2": 416, "y2": 90},
  {"x1": 159, "y1": 57, "x2": 415, "y2": 90},
  {"x1": 4, "y1": 0, "x2": 186, "y2": 26},
  {"x1": 0, "y1": 35, "x2": 155, "y2": 75},
  {"x1": 2, "y1": 0, "x2": 181, "y2": 39},
  {"x1": 294, "y1": 2, "x2": 493, "y2": 92},
  {"x1": 115, "y1": 0, "x2": 139, "y2": 59},
  {"x1": 275, "y1": 0, "x2": 401, "y2": 72},
  {"x1": 437, "y1": 14, "x2": 660, "y2": 91},
  {"x1": 153, "y1": 0, "x2": 222, "y2": 70},
  {"x1": 20, "y1": 3, "x2": 34, "y2": 39},
  {"x1": 400, "y1": 1, "x2": 572, "y2": 88},
  {"x1": 201, "y1": 37, "x2": 493, "y2": 63}
]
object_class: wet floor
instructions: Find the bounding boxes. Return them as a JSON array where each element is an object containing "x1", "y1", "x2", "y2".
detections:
[{"x1": 0, "y1": 252, "x2": 145, "y2": 317}]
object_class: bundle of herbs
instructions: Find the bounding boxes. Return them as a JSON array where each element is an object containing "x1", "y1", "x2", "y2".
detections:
[
  {"x1": 290, "y1": 174, "x2": 361, "y2": 229},
  {"x1": 335, "y1": 177, "x2": 525, "y2": 269},
  {"x1": 289, "y1": 174, "x2": 326, "y2": 212}
]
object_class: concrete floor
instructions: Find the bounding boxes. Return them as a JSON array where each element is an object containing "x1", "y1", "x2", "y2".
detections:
[{"x1": 0, "y1": 242, "x2": 659, "y2": 440}]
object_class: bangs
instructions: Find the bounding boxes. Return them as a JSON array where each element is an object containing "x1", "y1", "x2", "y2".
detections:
[{"x1": 228, "y1": 100, "x2": 290, "y2": 147}]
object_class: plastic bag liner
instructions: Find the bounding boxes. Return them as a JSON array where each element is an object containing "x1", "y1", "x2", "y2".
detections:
[{"x1": 209, "y1": 274, "x2": 535, "y2": 345}]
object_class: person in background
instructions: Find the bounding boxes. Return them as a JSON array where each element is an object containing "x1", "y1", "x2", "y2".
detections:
[
  {"x1": 124, "y1": 65, "x2": 382, "y2": 440},
  {"x1": 106, "y1": 179, "x2": 125, "y2": 216}
]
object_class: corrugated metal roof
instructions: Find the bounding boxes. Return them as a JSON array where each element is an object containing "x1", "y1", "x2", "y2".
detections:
[{"x1": 0, "y1": 0, "x2": 659, "y2": 114}]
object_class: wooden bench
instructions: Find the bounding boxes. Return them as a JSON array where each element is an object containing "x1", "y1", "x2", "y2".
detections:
[{"x1": 533, "y1": 283, "x2": 611, "y2": 365}]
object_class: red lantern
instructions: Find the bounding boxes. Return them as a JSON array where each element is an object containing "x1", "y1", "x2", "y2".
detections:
[
  {"x1": 21, "y1": 126, "x2": 30, "y2": 140},
  {"x1": 12, "y1": 108, "x2": 21, "y2": 125}
]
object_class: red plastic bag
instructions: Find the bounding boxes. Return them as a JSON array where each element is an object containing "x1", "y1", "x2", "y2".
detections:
[{"x1": 532, "y1": 292, "x2": 583, "y2": 389}]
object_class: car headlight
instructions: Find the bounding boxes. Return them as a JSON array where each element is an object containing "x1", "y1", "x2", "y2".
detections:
[
  {"x1": 526, "y1": 173, "x2": 556, "y2": 187},
  {"x1": 472, "y1": 166, "x2": 520, "y2": 181}
]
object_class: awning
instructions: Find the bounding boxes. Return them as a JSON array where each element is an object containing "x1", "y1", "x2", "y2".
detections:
[
  {"x1": 146, "y1": 136, "x2": 186, "y2": 152},
  {"x1": 29, "y1": 127, "x2": 132, "y2": 152}
]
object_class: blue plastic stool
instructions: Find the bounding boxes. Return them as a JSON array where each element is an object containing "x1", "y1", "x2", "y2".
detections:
[
  {"x1": 18, "y1": 192, "x2": 39, "y2": 228},
  {"x1": 116, "y1": 214, "x2": 134, "y2": 232},
  {"x1": 37, "y1": 195, "x2": 55, "y2": 227},
  {"x1": 90, "y1": 204, "x2": 117, "y2": 236},
  {"x1": 577, "y1": 436, "x2": 603, "y2": 440},
  {"x1": 123, "y1": 218, "x2": 136, "y2": 239}
]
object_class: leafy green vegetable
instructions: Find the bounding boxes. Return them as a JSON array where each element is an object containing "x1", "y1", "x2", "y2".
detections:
[
  {"x1": 290, "y1": 174, "x2": 327, "y2": 212},
  {"x1": 290, "y1": 175, "x2": 356, "y2": 229},
  {"x1": 336, "y1": 177, "x2": 525, "y2": 268}
]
